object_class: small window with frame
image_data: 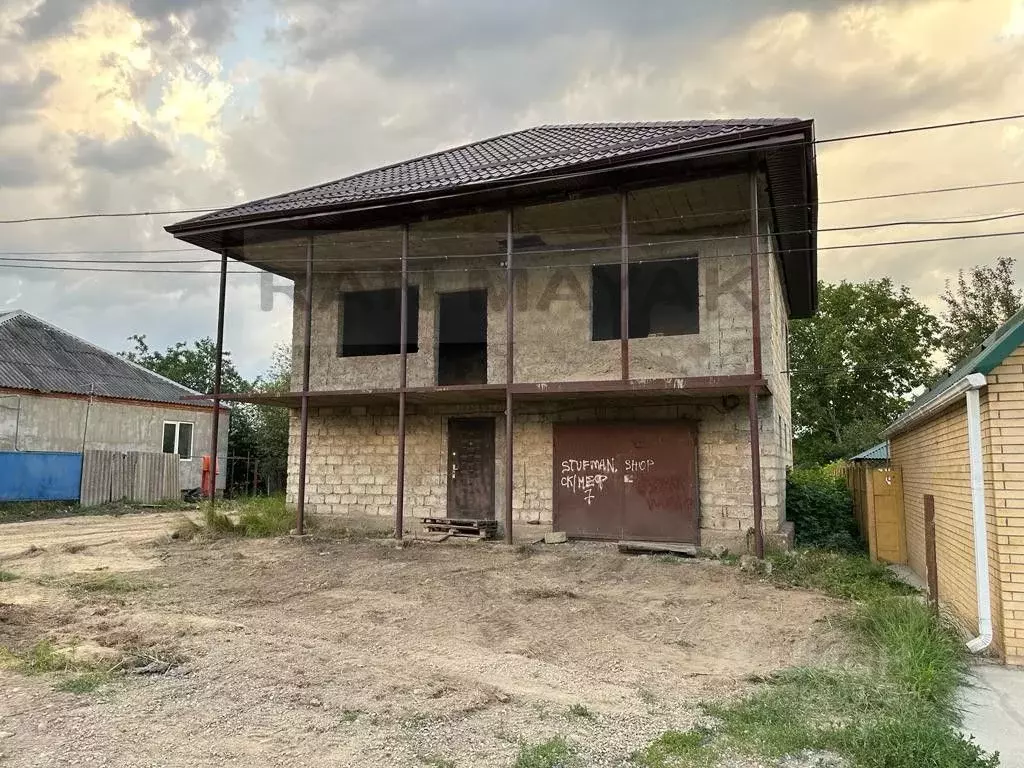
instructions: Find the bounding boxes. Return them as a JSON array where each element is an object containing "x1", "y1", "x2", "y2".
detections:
[{"x1": 163, "y1": 421, "x2": 194, "y2": 460}]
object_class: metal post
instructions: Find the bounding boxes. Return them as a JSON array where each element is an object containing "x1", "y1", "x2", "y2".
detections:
[
  {"x1": 505, "y1": 209, "x2": 515, "y2": 544},
  {"x1": 252, "y1": 458, "x2": 259, "y2": 497},
  {"x1": 748, "y1": 167, "x2": 765, "y2": 558},
  {"x1": 209, "y1": 249, "x2": 228, "y2": 507},
  {"x1": 924, "y1": 494, "x2": 939, "y2": 613},
  {"x1": 619, "y1": 192, "x2": 630, "y2": 380},
  {"x1": 396, "y1": 225, "x2": 409, "y2": 540},
  {"x1": 748, "y1": 386, "x2": 764, "y2": 558},
  {"x1": 749, "y1": 168, "x2": 762, "y2": 378},
  {"x1": 295, "y1": 237, "x2": 314, "y2": 535}
]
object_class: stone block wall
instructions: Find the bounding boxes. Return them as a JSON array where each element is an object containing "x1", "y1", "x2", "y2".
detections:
[
  {"x1": 286, "y1": 395, "x2": 786, "y2": 552},
  {"x1": 291, "y1": 220, "x2": 772, "y2": 390}
]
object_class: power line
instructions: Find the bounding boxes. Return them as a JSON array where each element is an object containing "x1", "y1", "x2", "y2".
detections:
[
  {"x1": 814, "y1": 113, "x2": 1024, "y2": 143},
  {"x1": 3, "y1": 227, "x2": 1024, "y2": 276},
  {"x1": 0, "y1": 207, "x2": 222, "y2": 225},
  {"x1": 2, "y1": 111, "x2": 1024, "y2": 226},
  {"x1": 820, "y1": 179, "x2": 1024, "y2": 206},
  {"x1": 4, "y1": 204, "x2": 1024, "y2": 264},
  {"x1": 2, "y1": 175, "x2": 1024, "y2": 260}
]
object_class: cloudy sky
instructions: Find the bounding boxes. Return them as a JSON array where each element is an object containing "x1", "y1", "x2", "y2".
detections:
[{"x1": 0, "y1": 0, "x2": 1021, "y2": 379}]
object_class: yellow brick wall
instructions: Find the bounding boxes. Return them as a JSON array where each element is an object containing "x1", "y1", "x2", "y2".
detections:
[
  {"x1": 985, "y1": 347, "x2": 1024, "y2": 664},
  {"x1": 890, "y1": 399, "x2": 1005, "y2": 658}
]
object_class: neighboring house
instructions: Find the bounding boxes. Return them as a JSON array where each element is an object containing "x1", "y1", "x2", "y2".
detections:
[
  {"x1": 848, "y1": 441, "x2": 889, "y2": 466},
  {"x1": 884, "y1": 307, "x2": 1024, "y2": 666},
  {"x1": 167, "y1": 119, "x2": 819, "y2": 552},
  {"x1": 0, "y1": 310, "x2": 228, "y2": 500}
]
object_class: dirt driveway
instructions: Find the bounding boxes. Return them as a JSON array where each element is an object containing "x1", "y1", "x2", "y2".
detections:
[{"x1": 0, "y1": 512, "x2": 846, "y2": 767}]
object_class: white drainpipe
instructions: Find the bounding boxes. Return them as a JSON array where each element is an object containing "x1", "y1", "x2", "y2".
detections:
[
  {"x1": 965, "y1": 378, "x2": 993, "y2": 653},
  {"x1": 885, "y1": 372, "x2": 992, "y2": 652}
]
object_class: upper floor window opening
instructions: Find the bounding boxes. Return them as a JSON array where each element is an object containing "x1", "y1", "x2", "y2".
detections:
[
  {"x1": 338, "y1": 287, "x2": 419, "y2": 357},
  {"x1": 591, "y1": 257, "x2": 699, "y2": 341}
]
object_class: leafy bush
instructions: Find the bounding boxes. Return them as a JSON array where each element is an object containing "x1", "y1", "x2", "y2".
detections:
[{"x1": 786, "y1": 468, "x2": 862, "y2": 552}]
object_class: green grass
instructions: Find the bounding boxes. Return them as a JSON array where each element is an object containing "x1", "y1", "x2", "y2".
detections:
[
  {"x1": 73, "y1": 574, "x2": 150, "y2": 594},
  {"x1": 637, "y1": 549, "x2": 998, "y2": 768},
  {"x1": 766, "y1": 549, "x2": 916, "y2": 602},
  {"x1": 417, "y1": 756, "x2": 456, "y2": 768},
  {"x1": 21, "y1": 639, "x2": 74, "y2": 673},
  {"x1": 566, "y1": 703, "x2": 595, "y2": 720},
  {"x1": 192, "y1": 495, "x2": 299, "y2": 539},
  {"x1": 203, "y1": 507, "x2": 240, "y2": 534},
  {"x1": 631, "y1": 730, "x2": 712, "y2": 768},
  {"x1": 0, "y1": 570, "x2": 20, "y2": 582},
  {"x1": 514, "y1": 737, "x2": 577, "y2": 768},
  {"x1": 56, "y1": 671, "x2": 112, "y2": 694},
  {"x1": 237, "y1": 495, "x2": 294, "y2": 537}
]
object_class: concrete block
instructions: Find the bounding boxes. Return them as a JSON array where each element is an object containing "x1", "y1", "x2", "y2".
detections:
[{"x1": 544, "y1": 531, "x2": 568, "y2": 544}]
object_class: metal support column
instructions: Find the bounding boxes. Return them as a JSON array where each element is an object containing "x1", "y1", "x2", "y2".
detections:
[
  {"x1": 209, "y1": 249, "x2": 228, "y2": 508},
  {"x1": 295, "y1": 237, "x2": 314, "y2": 535},
  {"x1": 748, "y1": 167, "x2": 765, "y2": 558},
  {"x1": 619, "y1": 193, "x2": 630, "y2": 381},
  {"x1": 504, "y1": 209, "x2": 515, "y2": 544},
  {"x1": 395, "y1": 225, "x2": 410, "y2": 540}
]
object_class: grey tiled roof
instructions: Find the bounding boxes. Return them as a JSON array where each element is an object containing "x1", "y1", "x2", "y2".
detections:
[
  {"x1": 171, "y1": 119, "x2": 804, "y2": 230},
  {"x1": 0, "y1": 311, "x2": 206, "y2": 406}
]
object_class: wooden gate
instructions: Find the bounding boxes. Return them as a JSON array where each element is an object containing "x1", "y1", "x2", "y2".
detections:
[{"x1": 847, "y1": 466, "x2": 907, "y2": 564}]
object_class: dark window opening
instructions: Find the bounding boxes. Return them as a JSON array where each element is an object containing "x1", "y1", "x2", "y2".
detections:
[
  {"x1": 339, "y1": 287, "x2": 419, "y2": 357},
  {"x1": 591, "y1": 257, "x2": 699, "y2": 341},
  {"x1": 162, "y1": 423, "x2": 176, "y2": 454},
  {"x1": 437, "y1": 290, "x2": 488, "y2": 386}
]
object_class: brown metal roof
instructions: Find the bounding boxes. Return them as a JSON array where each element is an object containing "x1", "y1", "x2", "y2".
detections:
[
  {"x1": 171, "y1": 120, "x2": 802, "y2": 230},
  {"x1": 166, "y1": 119, "x2": 818, "y2": 315}
]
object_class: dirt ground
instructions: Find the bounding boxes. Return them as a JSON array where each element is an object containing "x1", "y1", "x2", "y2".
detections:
[{"x1": 0, "y1": 512, "x2": 848, "y2": 767}]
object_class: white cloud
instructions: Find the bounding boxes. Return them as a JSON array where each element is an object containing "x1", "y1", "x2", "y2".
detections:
[{"x1": 0, "y1": 0, "x2": 1021, "y2": 381}]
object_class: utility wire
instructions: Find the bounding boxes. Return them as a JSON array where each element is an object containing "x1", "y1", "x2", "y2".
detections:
[
  {"x1": 3, "y1": 207, "x2": 1024, "y2": 265},
  {"x1": 2, "y1": 111, "x2": 1023, "y2": 225},
  {"x1": 3, "y1": 228, "x2": 1024, "y2": 276}
]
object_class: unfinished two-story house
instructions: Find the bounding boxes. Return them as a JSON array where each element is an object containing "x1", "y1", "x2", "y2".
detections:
[{"x1": 167, "y1": 119, "x2": 818, "y2": 554}]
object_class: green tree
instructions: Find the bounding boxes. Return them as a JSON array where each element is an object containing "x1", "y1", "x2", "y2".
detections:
[
  {"x1": 121, "y1": 334, "x2": 249, "y2": 394},
  {"x1": 121, "y1": 335, "x2": 259, "y2": 488},
  {"x1": 791, "y1": 279, "x2": 938, "y2": 467},
  {"x1": 939, "y1": 255, "x2": 1021, "y2": 368},
  {"x1": 248, "y1": 344, "x2": 292, "y2": 493},
  {"x1": 122, "y1": 337, "x2": 293, "y2": 494}
]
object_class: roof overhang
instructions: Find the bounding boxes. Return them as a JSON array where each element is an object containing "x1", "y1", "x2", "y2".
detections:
[
  {"x1": 883, "y1": 373, "x2": 987, "y2": 438},
  {"x1": 168, "y1": 122, "x2": 818, "y2": 316}
]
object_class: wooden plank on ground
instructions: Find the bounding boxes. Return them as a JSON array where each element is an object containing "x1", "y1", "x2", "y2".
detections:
[{"x1": 617, "y1": 540, "x2": 698, "y2": 556}]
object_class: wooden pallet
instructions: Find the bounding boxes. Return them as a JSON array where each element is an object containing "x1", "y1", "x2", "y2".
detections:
[{"x1": 420, "y1": 517, "x2": 498, "y2": 539}]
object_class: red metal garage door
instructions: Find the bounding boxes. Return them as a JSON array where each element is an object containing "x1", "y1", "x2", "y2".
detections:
[{"x1": 552, "y1": 422, "x2": 698, "y2": 543}]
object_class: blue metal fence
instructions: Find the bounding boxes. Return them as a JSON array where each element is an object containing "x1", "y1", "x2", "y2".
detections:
[{"x1": 0, "y1": 451, "x2": 83, "y2": 502}]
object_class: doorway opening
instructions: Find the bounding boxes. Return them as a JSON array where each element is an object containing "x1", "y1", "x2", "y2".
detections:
[{"x1": 437, "y1": 290, "x2": 487, "y2": 386}]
